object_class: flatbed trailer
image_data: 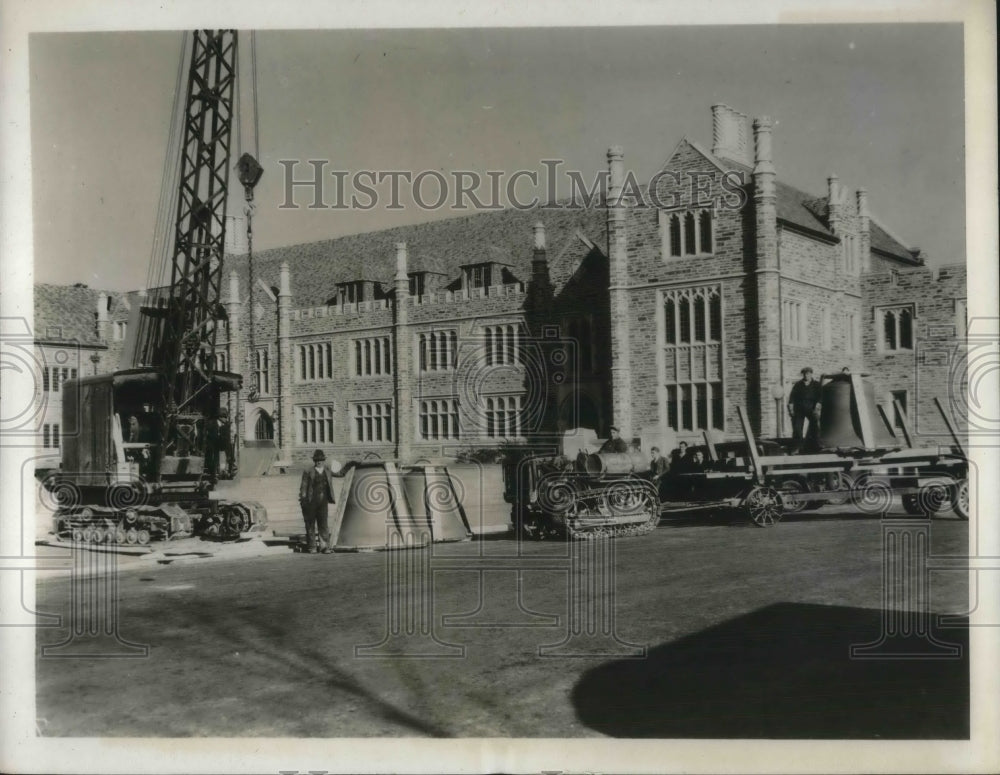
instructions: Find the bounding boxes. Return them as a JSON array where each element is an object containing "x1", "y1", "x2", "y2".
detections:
[{"x1": 658, "y1": 390, "x2": 968, "y2": 527}]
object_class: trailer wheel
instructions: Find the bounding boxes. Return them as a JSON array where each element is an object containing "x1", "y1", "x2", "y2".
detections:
[
  {"x1": 744, "y1": 486, "x2": 784, "y2": 527},
  {"x1": 851, "y1": 474, "x2": 893, "y2": 516},
  {"x1": 825, "y1": 472, "x2": 854, "y2": 506},
  {"x1": 951, "y1": 479, "x2": 969, "y2": 520},
  {"x1": 777, "y1": 478, "x2": 808, "y2": 514}
]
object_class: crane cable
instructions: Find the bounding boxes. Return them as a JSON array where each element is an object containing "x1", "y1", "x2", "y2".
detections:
[
  {"x1": 240, "y1": 30, "x2": 261, "y2": 401},
  {"x1": 140, "y1": 31, "x2": 188, "y2": 365}
]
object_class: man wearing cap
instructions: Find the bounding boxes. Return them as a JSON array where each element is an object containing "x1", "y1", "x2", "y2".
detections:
[
  {"x1": 598, "y1": 426, "x2": 629, "y2": 454},
  {"x1": 788, "y1": 367, "x2": 822, "y2": 452},
  {"x1": 299, "y1": 449, "x2": 337, "y2": 553}
]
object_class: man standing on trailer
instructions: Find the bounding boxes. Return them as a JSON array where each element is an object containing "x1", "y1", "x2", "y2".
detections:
[
  {"x1": 788, "y1": 366, "x2": 822, "y2": 452},
  {"x1": 299, "y1": 449, "x2": 337, "y2": 554}
]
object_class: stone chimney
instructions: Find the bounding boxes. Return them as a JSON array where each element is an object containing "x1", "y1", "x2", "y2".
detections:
[
  {"x1": 532, "y1": 221, "x2": 547, "y2": 271},
  {"x1": 856, "y1": 187, "x2": 871, "y2": 272},
  {"x1": 393, "y1": 242, "x2": 412, "y2": 462},
  {"x1": 752, "y1": 115, "x2": 781, "y2": 436},
  {"x1": 395, "y1": 241, "x2": 409, "y2": 284},
  {"x1": 96, "y1": 292, "x2": 109, "y2": 341},
  {"x1": 827, "y1": 175, "x2": 842, "y2": 234},
  {"x1": 712, "y1": 104, "x2": 753, "y2": 166},
  {"x1": 527, "y1": 221, "x2": 552, "y2": 315},
  {"x1": 607, "y1": 145, "x2": 632, "y2": 438}
]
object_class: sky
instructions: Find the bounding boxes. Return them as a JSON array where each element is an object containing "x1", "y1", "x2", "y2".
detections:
[{"x1": 29, "y1": 24, "x2": 966, "y2": 291}]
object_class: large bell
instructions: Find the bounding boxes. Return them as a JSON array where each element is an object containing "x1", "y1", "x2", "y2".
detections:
[
  {"x1": 334, "y1": 462, "x2": 430, "y2": 551},
  {"x1": 402, "y1": 465, "x2": 471, "y2": 543},
  {"x1": 819, "y1": 374, "x2": 897, "y2": 451}
]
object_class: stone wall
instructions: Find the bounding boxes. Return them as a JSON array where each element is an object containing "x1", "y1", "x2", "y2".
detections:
[{"x1": 861, "y1": 264, "x2": 967, "y2": 443}]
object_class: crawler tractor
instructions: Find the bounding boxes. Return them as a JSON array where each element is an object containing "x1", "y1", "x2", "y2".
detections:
[{"x1": 504, "y1": 445, "x2": 660, "y2": 539}]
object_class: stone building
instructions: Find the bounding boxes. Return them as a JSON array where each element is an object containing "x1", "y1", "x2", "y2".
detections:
[{"x1": 33, "y1": 104, "x2": 967, "y2": 464}]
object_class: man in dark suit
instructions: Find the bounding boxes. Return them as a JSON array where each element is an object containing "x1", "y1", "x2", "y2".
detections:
[
  {"x1": 670, "y1": 441, "x2": 691, "y2": 473},
  {"x1": 788, "y1": 366, "x2": 822, "y2": 452},
  {"x1": 299, "y1": 449, "x2": 337, "y2": 554}
]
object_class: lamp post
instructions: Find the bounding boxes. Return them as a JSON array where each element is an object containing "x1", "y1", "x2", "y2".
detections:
[{"x1": 90, "y1": 352, "x2": 101, "y2": 376}]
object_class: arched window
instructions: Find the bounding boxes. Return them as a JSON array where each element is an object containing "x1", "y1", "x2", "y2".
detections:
[
  {"x1": 699, "y1": 210, "x2": 713, "y2": 253},
  {"x1": 254, "y1": 410, "x2": 274, "y2": 441},
  {"x1": 693, "y1": 295, "x2": 706, "y2": 342},
  {"x1": 669, "y1": 214, "x2": 682, "y2": 256},
  {"x1": 679, "y1": 298, "x2": 691, "y2": 343},
  {"x1": 662, "y1": 285, "x2": 725, "y2": 432},
  {"x1": 683, "y1": 212, "x2": 697, "y2": 255},
  {"x1": 883, "y1": 310, "x2": 897, "y2": 351},
  {"x1": 709, "y1": 293, "x2": 722, "y2": 341},
  {"x1": 899, "y1": 308, "x2": 913, "y2": 350}
]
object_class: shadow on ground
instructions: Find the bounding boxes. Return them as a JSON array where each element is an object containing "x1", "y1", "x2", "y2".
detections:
[{"x1": 572, "y1": 602, "x2": 969, "y2": 738}]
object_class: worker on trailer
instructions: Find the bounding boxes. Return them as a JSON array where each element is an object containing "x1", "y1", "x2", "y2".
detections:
[
  {"x1": 788, "y1": 366, "x2": 822, "y2": 452},
  {"x1": 598, "y1": 426, "x2": 629, "y2": 454},
  {"x1": 670, "y1": 441, "x2": 691, "y2": 473}
]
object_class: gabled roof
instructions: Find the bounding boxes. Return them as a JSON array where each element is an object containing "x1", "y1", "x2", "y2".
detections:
[
  {"x1": 697, "y1": 146, "x2": 917, "y2": 262},
  {"x1": 869, "y1": 220, "x2": 919, "y2": 262},
  {"x1": 225, "y1": 206, "x2": 608, "y2": 308}
]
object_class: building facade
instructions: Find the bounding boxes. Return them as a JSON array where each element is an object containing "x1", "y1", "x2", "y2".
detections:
[{"x1": 34, "y1": 104, "x2": 967, "y2": 465}]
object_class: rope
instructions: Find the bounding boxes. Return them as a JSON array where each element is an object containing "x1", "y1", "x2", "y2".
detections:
[
  {"x1": 251, "y1": 30, "x2": 261, "y2": 161},
  {"x1": 244, "y1": 29, "x2": 260, "y2": 399}
]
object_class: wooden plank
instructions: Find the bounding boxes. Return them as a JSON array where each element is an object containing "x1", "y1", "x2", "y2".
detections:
[
  {"x1": 737, "y1": 405, "x2": 763, "y2": 484},
  {"x1": 851, "y1": 373, "x2": 876, "y2": 449},
  {"x1": 328, "y1": 466, "x2": 355, "y2": 547},
  {"x1": 934, "y1": 397, "x2": 966, "y2": 457},
  {"x1": 703, "y1": 429, "x2": 719, "y2": 462},
  {"x1": 875, "y1": 402, "x2": 898, "y2": 440},
  {"x1": 892, "y1": 399, "x2": 914, "y2": 448}
]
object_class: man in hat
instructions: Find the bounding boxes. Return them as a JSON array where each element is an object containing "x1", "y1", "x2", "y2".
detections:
[
  {"x1": 299, "y1": 449, "x2": 337, "y2": 553},
  {"x1": 598, "y1": 426, "x2": 629, "y2": 454},
  {"x1": 788, "y1": 366, "x2": 822, "y2": 452}
]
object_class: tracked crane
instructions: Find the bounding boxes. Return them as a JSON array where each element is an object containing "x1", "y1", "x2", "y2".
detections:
[{"x1": 47, "y1": 30, "x2": 268, "y2": 546}]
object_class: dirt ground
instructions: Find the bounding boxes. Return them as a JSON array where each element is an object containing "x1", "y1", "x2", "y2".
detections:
[{"x1": 35, "y1": 509, "x2": 970, "y2": 738}]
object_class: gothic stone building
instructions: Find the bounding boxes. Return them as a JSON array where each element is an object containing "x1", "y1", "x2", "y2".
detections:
[{"x1": 34, "y1": 105, "x2": 968, "y2": 465}]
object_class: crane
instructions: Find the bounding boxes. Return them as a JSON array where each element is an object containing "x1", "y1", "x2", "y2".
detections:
[{"x1": 48, "y1": 30, "x2": 268, "y2": 546}]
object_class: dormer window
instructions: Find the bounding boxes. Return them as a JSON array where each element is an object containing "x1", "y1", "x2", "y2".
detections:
[
  {"x1": 408, "y1": 272, "x2": 426, "y2": 297},
  {"x1": 338, "y1": 281, "x2": 365, "y2": 304},
  {"x1": 465, "y1": 263, "x2": 492, "y2": 290}
]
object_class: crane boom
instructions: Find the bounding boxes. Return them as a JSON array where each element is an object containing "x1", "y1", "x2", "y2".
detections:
[{"x1": 51, "y1": 30, "x2": 269, "y2": 544}]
